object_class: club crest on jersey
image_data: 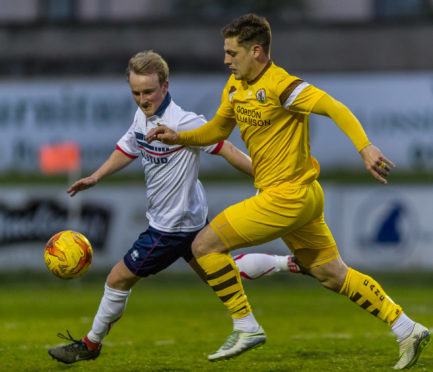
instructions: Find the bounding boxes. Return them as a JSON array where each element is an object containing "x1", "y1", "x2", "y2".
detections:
[{"x1": 256, "y1": 89, "x2": 266, "y2": 103}]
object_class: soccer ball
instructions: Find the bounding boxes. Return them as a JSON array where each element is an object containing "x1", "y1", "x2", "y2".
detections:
[{"x1": 44, "y1": 230, "x2": 93, "y2": 279}]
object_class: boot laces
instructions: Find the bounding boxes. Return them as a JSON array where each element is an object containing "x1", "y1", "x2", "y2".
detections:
[
  {"x1": 56, "y1": 330, "x2": 86, "y2": 351},
  {"x1": 221, "y1": 331, "x2": 241, "y2": 350}
]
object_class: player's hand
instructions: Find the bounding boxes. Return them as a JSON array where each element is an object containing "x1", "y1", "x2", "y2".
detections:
[
  {"x1": 145, "y1": 125, "x2": 180, "y2": 144},
  {"x1": 67, "y1": 176, "x2": 98, "y2": 197},
  {"x1": 359, "y1": 144, "x2": 395, "y2": 184}
]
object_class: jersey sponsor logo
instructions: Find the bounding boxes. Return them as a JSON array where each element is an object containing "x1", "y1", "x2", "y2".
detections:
[
  {"x1": 135, "y1": 132, "x2": 171, "y2": 153},
  {"x1": 142, "y1": 151, "x2": 168, "y2": 164},
  {"x1": 235, "y1": 105, "x2": 271, "y2": 126},
  {"x1": 256, "y1": 89, "x2": 266, "y2": 103},
  {"x1": 135, "y1": 131, "x2": 184, "y2": 165}
]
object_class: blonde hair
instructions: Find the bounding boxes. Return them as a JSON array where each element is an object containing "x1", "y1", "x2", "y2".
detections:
[{"x1": 126, "y1": 50, "x2": 169, "y2": 84}]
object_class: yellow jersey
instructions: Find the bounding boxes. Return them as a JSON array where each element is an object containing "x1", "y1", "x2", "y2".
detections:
[{"x1": 216, "y1": 61, "x2": 325, "y2": 190}]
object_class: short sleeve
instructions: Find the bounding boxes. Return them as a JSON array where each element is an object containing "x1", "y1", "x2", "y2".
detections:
[{"x1": 116, "y1": 111, "x2": 140, "y2": 158}]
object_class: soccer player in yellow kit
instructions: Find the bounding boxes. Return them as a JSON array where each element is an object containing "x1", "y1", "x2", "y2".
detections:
[{"x1": 147, "y1": 14, "x2": 430, "y2": 370}]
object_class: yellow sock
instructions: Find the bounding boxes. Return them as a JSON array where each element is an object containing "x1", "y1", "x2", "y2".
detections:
[
  {"x1": 197, "y1": 252, "x2": 251, "y2": 319},
  {"x1": 339, "y1": 268, "x2": 402, "y2": 325}
]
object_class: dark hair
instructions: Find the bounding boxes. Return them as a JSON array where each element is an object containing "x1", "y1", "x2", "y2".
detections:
[
  {"x1": 221, "y1": 13, "x2": 271, "y2": 55},
  {"x1": 126, "y1": 50, "x2": 169, "y2": 84}
]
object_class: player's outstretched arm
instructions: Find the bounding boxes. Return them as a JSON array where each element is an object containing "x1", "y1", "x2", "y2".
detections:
[
  {"x1": 67, "y1": 149, "x2": 134, "y2": 197},
  {"x1": 67, "y1": 176, "x2": 99, "y2": 197},
  {"x1": 217, "y1": 141, "x2": 253, "y2": 176},
  {"x1": 146, "y1": 114, "x2": 236, "y2": 146},
  {"x1": 312, "y1": 94, "x2": 395, "y2": 184}
]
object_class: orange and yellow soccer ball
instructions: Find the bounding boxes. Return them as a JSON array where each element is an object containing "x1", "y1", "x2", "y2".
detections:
[{"x1": 44, "y1": 230, "x2": 93, "y2": 279}]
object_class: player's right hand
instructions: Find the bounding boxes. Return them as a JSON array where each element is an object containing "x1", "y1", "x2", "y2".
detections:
[
  {"x1": 145, "y1": 125, "x2": 180, "y2": 145},
  {"x1": 67, "y1": 176, "x2": 98, "y2": 197}
]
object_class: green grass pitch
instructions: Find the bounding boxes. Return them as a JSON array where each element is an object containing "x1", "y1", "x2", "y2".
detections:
[{"x1": 1, "y1": 271, "x2": 432, "y2": 371}]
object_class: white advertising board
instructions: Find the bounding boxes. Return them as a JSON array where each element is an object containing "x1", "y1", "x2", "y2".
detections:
[
  {"x1": 0, "y1": 183, "x2": 432, "y2": 272},
  {"x1": 0, "y1": 72, "x2": 432, "y2": 174},
  {"x1": 335, "y1": 185, "x2": 433, "y2": 270}
]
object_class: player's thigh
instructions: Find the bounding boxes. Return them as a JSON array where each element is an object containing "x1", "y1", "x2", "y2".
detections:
[
  {"x1": 213, "y1": 180, "x2": 325, "y2": 251},
  {"x1": 123, "y1": 227, "x2": 197, "y2": 278},
  {"x1": 282, "y1": 213, "x2": 339, "y2": 269}
]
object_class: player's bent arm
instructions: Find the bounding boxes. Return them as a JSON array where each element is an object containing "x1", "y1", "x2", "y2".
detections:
[
  {"x1": 91, "y1": 149, "x2": 135, "y2": 182},
  {"x1": 312, "y1": 93, "x2": 395, "y2": 184},
  {"x1": 311, "y1": 93, "x2": 371, "y2": 152},
  {"x1": 67, "y1": 149, "x2": 134, "y2": 196},
  {"x1": 217, "y1": 141, "x2": 253, "y2": 176}
]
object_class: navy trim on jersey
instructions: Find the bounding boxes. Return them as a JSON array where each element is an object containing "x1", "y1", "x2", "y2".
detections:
[
  {"x1": 134, "y1": 134, "x2": 170, "y2": 152},
  {"x1": 154, "y1": 92, "x2": 171, "y2": 117}
]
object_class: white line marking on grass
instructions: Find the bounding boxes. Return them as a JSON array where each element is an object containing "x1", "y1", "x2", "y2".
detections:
[
  {"x1": 292, "y1": 332, "x2": 397, "y2": 340},
  {"x1": 155, "y1": 340, "x2": 175, "y2": 345},
  {"x1": 3, "y1": 322, "x2": 19, "y2": 329},
  {"x1": 409, "y1": 305, "x2": 432, "y2": 314},
  {"x1": 103, "y1": 341, "x2": 133, "y2": 347},
  {"x1": 291, "y1": 333, "x2": 353, "y2": 340}
]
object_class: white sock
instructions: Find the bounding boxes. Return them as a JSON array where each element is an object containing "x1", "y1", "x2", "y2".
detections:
[
  {"x1": 87, "y1": 283, "x2": 131, "y2": 344},
  {"x1": 275, "y1": 255, "x2": 290, "y2": 272},
  {"x1": 233, "y1": 313, "x2": 260, "y2": 333},
  {"x1": 391, "y1": 313, "x2": 416, "y2": 342},
  {"x1": 234, "y1": 253, "x2": 280, "y2": 279}
]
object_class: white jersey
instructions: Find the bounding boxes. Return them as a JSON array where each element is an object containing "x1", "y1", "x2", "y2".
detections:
[{"x1": 117, "y1": 93, "x2": 222, "y2": 233}]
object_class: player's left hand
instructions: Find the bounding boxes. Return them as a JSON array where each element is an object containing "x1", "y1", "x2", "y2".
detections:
[
  {"x1": 359, "y1": 144, "x2": 395, "y2": 184},
  {"x1": 146, "y1": 125, "x2": 180, "y2": 144}
]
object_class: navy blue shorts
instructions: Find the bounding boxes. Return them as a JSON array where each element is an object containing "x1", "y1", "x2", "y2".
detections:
[{"x1": 123, "y1": 225, "x2": 201, "y2": 277}]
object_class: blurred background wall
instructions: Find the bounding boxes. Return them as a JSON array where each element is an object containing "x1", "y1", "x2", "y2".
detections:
[
  {"x1": 1, "y1": 0, "x2": 433, "y2": 74},
  {"x1": 0, "y1": 0, "x2": 432, "y2": 272}
]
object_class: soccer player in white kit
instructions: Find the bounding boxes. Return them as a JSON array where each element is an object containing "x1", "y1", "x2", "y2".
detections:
[{"x1": 48, "y1": 50, "x2": 301, "y2": 364}]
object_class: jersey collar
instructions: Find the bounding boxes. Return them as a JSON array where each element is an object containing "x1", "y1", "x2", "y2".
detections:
[
  {"x1": 153, "y1": 92, "x2": 172, "y2": 118},
  {"x1": 247, "y1": 60, "x2": 272, "y2": 85}
]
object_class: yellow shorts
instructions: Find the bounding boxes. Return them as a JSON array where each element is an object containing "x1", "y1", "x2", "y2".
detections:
[{"x1": 210, "y1": 180, "x2": 338, "y2": 269}]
